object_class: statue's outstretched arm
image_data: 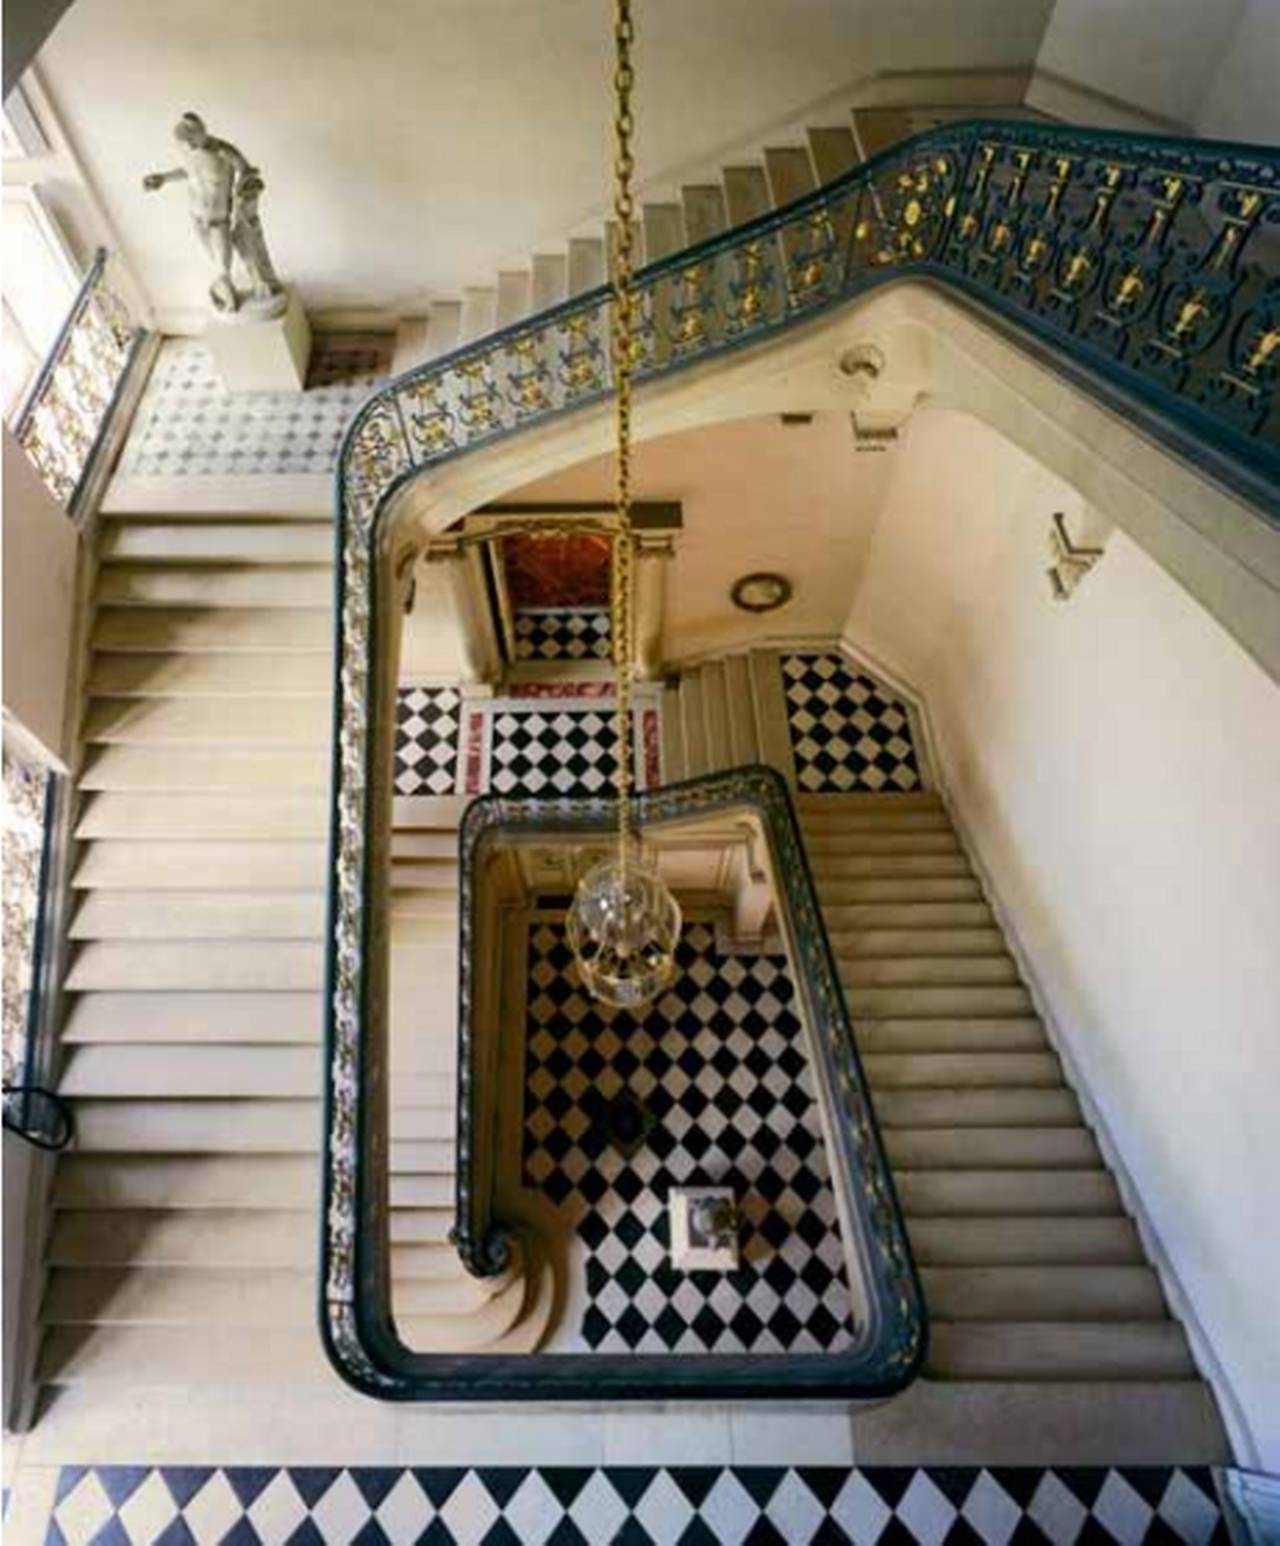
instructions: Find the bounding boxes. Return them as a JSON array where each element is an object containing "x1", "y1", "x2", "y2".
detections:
[{"x1": 142, "y1": 167, "x2": 188, "y2": 191}]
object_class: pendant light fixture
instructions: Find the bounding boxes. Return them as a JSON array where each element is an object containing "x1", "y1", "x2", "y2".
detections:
[{"x1": 566, "y1": 0, "x2": 681, "y2": 1010}]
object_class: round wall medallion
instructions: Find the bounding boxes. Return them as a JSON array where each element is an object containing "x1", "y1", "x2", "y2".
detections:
[{"x1": 730, "y1": 572, "x2": 793, "y2": 613}]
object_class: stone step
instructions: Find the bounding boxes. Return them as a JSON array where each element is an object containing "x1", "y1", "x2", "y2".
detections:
[
  {"x1": 854, "y1": 1016, "x2": 1046, "y2": 1053},
  {"x1": 813, "y1": 853, "x2": 971, "y2": 879},
  {"x1": 763, "y1": 145, "x2": 817, "y2": 207},
  {"x1": 50, "y1": 1211, "x2": 471, "y2": 1277},
  {"x1": 926, "y1": 1321, "x2": 1196, "y2": 1381},
  {"x1": 54, "y1": 1156, "x2": 316, "y2": 1210},
  {"x1": 69, "y1": 891, "x2": 326, "y2": 941},
  {"x1": 800, "y1": 807, "x2": 951, "y2": 832},
  {"x1": 80, "y1": 745, "x2": 328, "y2": 792},
  {"x1": 74, "y1": 841, "x2": 325, "y2": 890},
  {"x1": 884, "y1": 1126, "x2": 1099, "y2": 1170},
  {"x1": 806, "y1": 125, "x2": 858, "y2": 183},
  {"x1": 846, "y1": 985, "x2": 1036, "y2": 1018},
  {"x1": 530, "y1": 252, "x2": 568, "y2": 311},
  {"x1": 88, "y1": 653, "x2": 330, "y2": 699},
  {"x1": 862, "y1": 1051, "x2": 1061, "y2": 1090},
  {"x1": 68, "y1": 1100, "x2": 320, "y2": 1154},
  {"x1": 841, "y1": 956, "x2": 1021, "y2": 988},
  {"x1": 459, "y1": 286, "x2": 496, "y2": 342},
  {"x1": 895, "y1": 1168, "x2": 1121, "y2": 1216},
  {"x1": 59, "y1": 1044, "x2": 322, "y2": 1099},
  {"x1": 44, "y1": 1262, "x2": 527, "y2": 1339},
  {"x1": 93, "y1": 607, "x2": 331, "y2": 654},
  {"x1": 850, "y1": 1379, "x2": 1227, "y2": 1464},
  {"x1": 829, "y1": 927, "x2": 1004, "y2": 957},
  {"x1": 814, "y1": 877, "x2": 983, "y2": 904},
  {"x1": 61, "y1": 991, "x2": 321, "y2": 1044},
  {"x1": 99, "y1": 521, "x2": 332, "y2": 565},
  {"x1": 905, "y1": 1215, "x2": 1144, "y2": 1266},
  {"x1": 920, "y1": 1266, "x2": 1166, "y2": 1324},
  {"x1": 795, "y1": 791, "x2": 941, "y2": 813},
  {"x1": 66, "y1": 941, "x2": 324, "y2": 993},
  {"x1": 877, "y1": 1088, "x2": 1080, "y2": 1128},
  {"x1": 808, "y1": 831, "x2": 962, "y2": 855},
  {"x1": 495, "y1": 270, "x2": 531, "y2": 326},
  {"x1": 680, "y1": 183, "x2": 727, "y2": 245},
  {"x1": 722, "y1": 164, "x2": 771, "y2": 224},
  {"x1": 641, "y1": 203, "x2": 685, "y2": 263},
  {"x1": 39, "y1": 1325, "x2": 333, "y2": 1386},
  {"x1": 76, "y1": 792, "x2": 327, "y2": 841},
  {"x1": 83, "y1": 696, "x2": 329, "y2": 747},
  {"x1": 96, "y1": 566, "x2": 331, "y2": 609},
  {"x1": 567, "y1": 237, "x2": 606, "y2": 295}
]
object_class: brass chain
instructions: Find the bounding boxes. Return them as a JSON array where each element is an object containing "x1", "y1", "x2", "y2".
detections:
[{"x1": 611, "y1": 0, "x2": 636, "y2": 873}]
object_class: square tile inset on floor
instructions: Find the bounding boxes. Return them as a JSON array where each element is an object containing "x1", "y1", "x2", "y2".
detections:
[
  {"x1": 522, "y1": 920, "x2": 857, "y2": 1354},
  {"x1": 781, "y1": 653, "x2": 921, "y2": 794},
  {"x1": 514, "y1": 608, "x2": 612, "y2": 662},
  {"x1": 394, "y1": 687, "x2": 462, "y2": 796},
  {"x1": 116, "y1": 336, "x2": 388, "y2": 479},
  {"x1": 489, "y1": 708, "x2": 620, "y2": 797}
]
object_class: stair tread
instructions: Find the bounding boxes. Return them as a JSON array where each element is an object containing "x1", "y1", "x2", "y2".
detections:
[{"x1": 62, "y1": 991, "x2": 321, "y2": 1044}]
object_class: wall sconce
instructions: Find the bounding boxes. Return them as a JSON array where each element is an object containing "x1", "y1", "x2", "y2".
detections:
[{"x1": 1047, "y1": 512, "x2": 1104, "y2": 601}]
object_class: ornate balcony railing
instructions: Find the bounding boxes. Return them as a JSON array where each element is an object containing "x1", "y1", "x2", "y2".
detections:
[
  {"x1": 322, "y1": 119, "x2": 1279, "y2": 1397},
  {"x1": 12, "y1": 248, "x2": 145, "y2": 515},
  {"x1": 327, "y1": 765, "x2": 926, "y2": 1400}
]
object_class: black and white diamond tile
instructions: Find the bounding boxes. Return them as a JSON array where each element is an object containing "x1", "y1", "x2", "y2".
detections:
[
  {"x1": 781, "y1": 653, "x2": 922, "y2": 794},
  {"x1": 514, "y1": 608, "x2": 612, "y2": 663},
  {"x1": 490, "y1": 708, "x2": 621, "y2": 798},
  {"x1": 523, "y1": 921, "x2": 857, "y2": 1355},
  {"x1": 41, "y1": 1464, "x2": 1228, "y2": 1545},
  {"x1": 395, "y1": 687, "x2": 462, "y2": 796},
  {"x1": 117, "y1": 338, "x2": 387, "y2": 479}
]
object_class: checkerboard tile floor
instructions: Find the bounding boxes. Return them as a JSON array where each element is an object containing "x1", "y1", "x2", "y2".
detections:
[
  {"x1": 513, "y1": 608, "x2": 612, "y2": 662},
  {"x1": 523, "y1": 921, "x2": 857, "y2": 1355},
  {"x1": 392, "y1": 691, "x2": 661, "y2": 799},
  {"x1": 116, "y1": 337, "x2": 388, "y2": 479},
  {"x1": 489, "y1": 708, "x2": 621, "y2": 797},
  {"x1": 40, "y1": 1464, "x2": 1228, "y2": 1544},
  {"x1": 395, "y1": 687, "x2": 463, "y2": 796},
  {"x1": 781, "y1": 653, "x2": 922, "y2": 794}
]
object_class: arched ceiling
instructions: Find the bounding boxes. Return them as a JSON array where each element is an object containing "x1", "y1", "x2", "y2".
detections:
[{"x1": 30, "y1": 0, "x2": 1053, "y2": 325}]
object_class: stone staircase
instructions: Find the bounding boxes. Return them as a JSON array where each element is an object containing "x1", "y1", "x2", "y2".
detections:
[
  {"x1": 37, "y1": 504, "x2": 546, "y2": 1401},
  {"x1": 391, "y1": 105, "x2": 1042, "y2": 370},
  {"x1": 663, "y1": 652, "x2": 1230, "y2": 1456}
]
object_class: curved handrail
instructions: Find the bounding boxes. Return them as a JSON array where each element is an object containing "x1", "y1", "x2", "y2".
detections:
[{"x1": 321, "y1": 119, "x2": 1280, "y2": 1395}]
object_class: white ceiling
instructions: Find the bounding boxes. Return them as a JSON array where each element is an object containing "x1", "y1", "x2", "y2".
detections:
[{"x1": 33, "y1": 0, "x2": 1053, "y2": 324}]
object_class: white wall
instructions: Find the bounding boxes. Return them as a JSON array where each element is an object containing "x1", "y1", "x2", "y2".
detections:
[
  {"x1": 847, "y1": 407, "x2": 1280, "y2": 1467},
  {"x1": 507, "y1": 412, "x2": 893, "y2": 664},
  {"x1": 33, "y1": 0, "x2": 1052, "y2": 324},
  {"x1": 2, "y1": 425, "x2": 81, "y2": 763},
  {"x1": 1026, "y1": 0, "x2": 1276, "y2": 135},
  {"x1": 1194, "y1": 0, "x2": 1280, "y2": 144}
]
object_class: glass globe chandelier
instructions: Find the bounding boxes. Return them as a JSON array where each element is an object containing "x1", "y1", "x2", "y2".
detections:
[{"x1": 566, "y1": 0, "x2": 681, "y2": 1010}]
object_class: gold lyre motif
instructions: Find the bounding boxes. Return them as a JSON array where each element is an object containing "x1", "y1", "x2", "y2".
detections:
[
  {"x1": 1063, "y1": 249, "x2": 1093, "y2": 289},
  {"x1": 1245, "y1": 324, "x2": 1280, "y2": 373},
  {"x1": 1113, "y1": 269, "x2": 1145, "y2": 309},
  {"x1": 1172, "y1": 289, "x2": 1209, "y2": 339}
]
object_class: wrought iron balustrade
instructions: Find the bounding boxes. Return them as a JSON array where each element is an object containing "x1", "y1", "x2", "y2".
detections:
[
  {"x1": 326, "y1": 766, "x2": 927, "y2": 1400},
  {"x1": 322, "y1": 118, "x2": 1280, "y2": 1398},
  {"x1": 12, "y1": 247, "x2": 146, "y2": 515}
]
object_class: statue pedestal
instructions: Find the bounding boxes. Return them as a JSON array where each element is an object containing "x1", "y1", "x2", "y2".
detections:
[{"x1": 205, "y1": 286, "x2": 311, "y2": 392}]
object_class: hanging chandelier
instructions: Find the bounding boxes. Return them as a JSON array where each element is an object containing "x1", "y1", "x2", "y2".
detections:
[{"x1": 566, "y1": 0, "x2": 681, "y2": 1010}]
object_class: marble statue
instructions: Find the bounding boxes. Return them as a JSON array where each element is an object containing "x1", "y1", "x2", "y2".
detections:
[{"x1": 143, "y1": 112, "x2": 287, "y2": 320}]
